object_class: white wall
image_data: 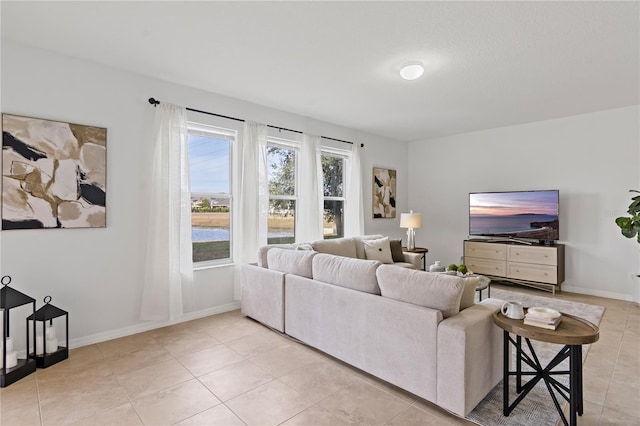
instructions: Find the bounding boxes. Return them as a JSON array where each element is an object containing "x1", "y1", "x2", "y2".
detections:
[
  {"x1": 408, "y1": 106, "x2": 640, "y2": 302},
  {"x1": 0, "y1": 41, "x2": 408, "y2": 348},
  {"x1": 361, "y1": 133, "x2": 410, "y2": 242}
]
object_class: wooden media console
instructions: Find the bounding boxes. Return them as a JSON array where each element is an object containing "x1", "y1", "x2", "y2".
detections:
[{"x1": 464, "y1": 240, "x2": 565, "y2": 295}]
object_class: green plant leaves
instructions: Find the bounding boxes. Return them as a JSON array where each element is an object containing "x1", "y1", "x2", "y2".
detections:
[{"x1": 616, "y1": 190, "x2": 640, "y2": 243}]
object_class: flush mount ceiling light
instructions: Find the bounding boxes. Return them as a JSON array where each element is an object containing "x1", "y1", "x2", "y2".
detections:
[{"x1": 399, "y1": 61, "x2": 424, "y2": 80}]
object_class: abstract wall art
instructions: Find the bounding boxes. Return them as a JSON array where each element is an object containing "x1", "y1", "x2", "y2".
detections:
[
  {"x1": 372, "y1": 167, "x2": 396, "y2": 218},
  {"x1": 2, "y1": 114, "x2": 106, "y2": 229}
]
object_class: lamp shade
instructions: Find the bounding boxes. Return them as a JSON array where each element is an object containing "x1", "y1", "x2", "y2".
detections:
[{"x1": 400, "y1": 211, "x2": 422, "y2": 229}]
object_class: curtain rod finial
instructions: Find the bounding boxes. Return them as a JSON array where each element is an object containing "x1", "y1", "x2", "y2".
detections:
[{"x1": 148, "y1": 97, "x2": 160, "y2": 106}]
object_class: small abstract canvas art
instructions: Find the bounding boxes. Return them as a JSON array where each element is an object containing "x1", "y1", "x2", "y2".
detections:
[
  {"x1": 372, "y1": 167, "x2": 396, "y2": 218},
  {"x1": 2, "y1": 114, "x2": 107, "y2": 229}
]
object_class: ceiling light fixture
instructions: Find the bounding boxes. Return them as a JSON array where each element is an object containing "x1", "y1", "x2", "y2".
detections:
[{"x1": 400, "y1": 61, "x2": 424, "y2": 80}]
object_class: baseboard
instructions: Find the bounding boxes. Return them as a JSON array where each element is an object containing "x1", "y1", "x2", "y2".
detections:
[
  {"x1": 68, "y1": 301, "x2": 241, "y2": 350},
  {"x1": 561, "y1": 285, "x2": 633, "y2": 302}
]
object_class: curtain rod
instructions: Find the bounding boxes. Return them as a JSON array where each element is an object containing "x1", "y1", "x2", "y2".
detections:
[{"x1": 148, "y1": 98, "x2": 361, "y2": 147}]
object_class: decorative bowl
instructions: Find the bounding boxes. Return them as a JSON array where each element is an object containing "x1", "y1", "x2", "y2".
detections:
[{"x1": 527, "y1": 307, "x2": 561, "y2": 319}]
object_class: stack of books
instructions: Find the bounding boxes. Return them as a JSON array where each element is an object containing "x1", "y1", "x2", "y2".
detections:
[{"x1": 524, "y1": 307, "x2": 562, "y2": 330}]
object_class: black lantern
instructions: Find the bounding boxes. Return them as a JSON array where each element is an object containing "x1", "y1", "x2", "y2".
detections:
[
  {"x1": 27, "y1": 296, "x2": 69, "y2": 368},
  {"x1": 0, "y1": 276, "x2": 36, "y2": 387}
]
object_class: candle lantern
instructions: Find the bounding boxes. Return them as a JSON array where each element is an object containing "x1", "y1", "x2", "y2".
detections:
[
  {"x1": 27, "y1": 296, "x2": 69, "y2": 368},
  {"x1": 0, "y1": 276, "x2": 36, "y2": 387}
]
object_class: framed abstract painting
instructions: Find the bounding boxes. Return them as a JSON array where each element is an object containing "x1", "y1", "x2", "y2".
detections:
[
  {"x1": 372, "y1": 167, "x2": 396, "y2": 218},
  {"x1": 2, "y1": 114, "x2": 107, "y2": 229}
]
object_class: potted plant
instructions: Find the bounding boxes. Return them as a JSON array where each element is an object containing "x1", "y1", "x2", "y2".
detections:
[{"x1": 615, "y1": 190, "x2": 640, "y2": 243}]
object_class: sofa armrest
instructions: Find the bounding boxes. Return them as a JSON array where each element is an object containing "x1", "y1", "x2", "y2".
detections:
[
  {"x1": 240, "y1": 264, "x2": 285, "y2": 332},
  {"x1": 402, "y1": 251, "x2": 424, "y2": 270},
  {"x1": 436, "y1": 299, "x2": 504, "y2": 416}
]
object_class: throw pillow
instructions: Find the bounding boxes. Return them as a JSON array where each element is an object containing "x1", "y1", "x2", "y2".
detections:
[
  {"x1": 389, "y1": 238, "x2": 405, "y2": 262},
  {"x1": 460, "y1": 276, "x2": 479, "y2": 310},
  {"x1": 363, "y1": 237, "x2": 394, "y2": 264},
  {"x1": 352, "y1": 234, "x2": 385, "y2": 259}
]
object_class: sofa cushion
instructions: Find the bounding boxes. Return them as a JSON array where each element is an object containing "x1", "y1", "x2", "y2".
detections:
[
  {"x1": 363, "y1": 237, "x2": 394, "y2": 264},
  {"x1": 376, "y1": 265, "x2": 465, "y2": 318},
  {"x1": 389, "y1": 238, "x2": 405, "y2": 262},
  {"x1": 257, "y1": 243, "x2": 313, "y2": 268},
  {"x1": 390, "y1": 262, "x2": 415, "y2": 269},
  {"x1": 352, "y1": 234, "x2": 384, "y2": 259},
  {"x1": 312, "y1": 237, "x2": 358, "y2": 258},
  {"x1": 312, "y1": 253, "x2": 382, "y2": 294},
  {"x1": 267, "y1": 248, "x2": 317, "y2": 278},
  {"x1": 257, "y1": 244, "x2": 296, "y2": 268}
]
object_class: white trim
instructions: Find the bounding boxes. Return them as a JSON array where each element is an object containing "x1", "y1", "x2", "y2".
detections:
[
  {"x1": 68, "y1": 302, "x2": 241, "y2": 350},
  {"x1": 269, "y1": 195, "x2": 296, "y2": 201},
  {"x1": 188, "y1": 121, "x2": 237, "y2": 139},
  {"x1": 267, "y1": 136, "x2": 300, "y2": 149},
  {"x1": 191, "y1": 192, "x2": 231, "y2": 199},
  {"x1": 321, "y1": 146, "x2": 350, "y2": 158},
  {"x1": 561, "y1": 285, "x2": 633, "y2": 302}
]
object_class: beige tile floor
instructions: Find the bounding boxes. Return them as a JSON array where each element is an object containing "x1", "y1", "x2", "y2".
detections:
[{"x1": 0, "y1": 284, "x2": 638, "y2": 426}]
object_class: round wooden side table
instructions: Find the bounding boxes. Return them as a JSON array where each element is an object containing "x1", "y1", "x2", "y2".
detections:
[{"x1": 493, "y1": 309, "x2": 599, "y2": 426}]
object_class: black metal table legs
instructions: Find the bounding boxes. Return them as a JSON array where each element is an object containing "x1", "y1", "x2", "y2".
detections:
[{"x1": 502, "y1": 330, "x2": 583, "y2": 426}]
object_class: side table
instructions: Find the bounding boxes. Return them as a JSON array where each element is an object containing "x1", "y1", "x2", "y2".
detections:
[
  {"x1": 474, "y1": 275, "x2": 491, "y2": 301},
  {"x1": 402, "y1": 247, "x2": 428, "y2": 270},
  {"x1": 493, "y1": 309, "x2": 599, "y2": 426}
]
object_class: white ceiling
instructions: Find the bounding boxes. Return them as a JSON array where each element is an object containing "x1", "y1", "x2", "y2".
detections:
[{"x1": 1, "y1": 1, "x2": 639, "y2": 142}]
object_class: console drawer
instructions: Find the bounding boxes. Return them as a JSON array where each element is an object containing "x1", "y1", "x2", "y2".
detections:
[
  {"x1": 507, "y1": 246, "x2": 557, "y2": 266},
  {"x1": 465, "y1": 241, "x2": 507, "y2": 261},
  {"x1": 465, "y1": 257, "x2": 507, "y2": 276},
  {"x1": 507, "y1": 262, "x2": 558, "y2": 284}
]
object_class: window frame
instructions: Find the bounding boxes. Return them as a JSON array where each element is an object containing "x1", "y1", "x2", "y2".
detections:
[
  {"x1": 187, "y1": 121, "x2": 236, "y2": 268},
  {"x1": 266, "y1": 136, "x2": 299, "y2": 244},
  {"x1": 321, "y1": 147, "x2": 348, "y2": 239}
]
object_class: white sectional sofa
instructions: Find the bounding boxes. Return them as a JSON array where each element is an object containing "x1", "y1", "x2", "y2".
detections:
[
  {"x1": 240, "y1": 236, "x2": 504, "y2": 417},
  {"x1": 256, "y1": 234, "x2": 425, "y2": 270}
]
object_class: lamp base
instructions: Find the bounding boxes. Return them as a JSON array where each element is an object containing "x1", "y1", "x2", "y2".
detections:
[{"x1": 407, "y1": 228, "x2": 416, "y2": 250}]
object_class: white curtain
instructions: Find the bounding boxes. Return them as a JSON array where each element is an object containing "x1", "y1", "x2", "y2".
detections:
[
  {"x1": 234, "y1": 121, "x2": 268, "y2": 300},
  {"x1": 296, "y1": 134, "x2": 324, "y2": 242},
  {"x1": 140, "y1": 103, "x2": 194, "y2": 321},
  {"x1": 344, "y1": 142, "x2": 364, "y2": 236}
]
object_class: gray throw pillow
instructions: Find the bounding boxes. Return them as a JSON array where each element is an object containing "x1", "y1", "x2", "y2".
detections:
[{"x1": 389, "y1": 238, "x2": 405, "y2": 262}]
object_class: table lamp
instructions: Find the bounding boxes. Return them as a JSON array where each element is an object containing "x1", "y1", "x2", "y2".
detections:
[{"x1": 400, "y1": 210, "x2": 422, "y2": 250}]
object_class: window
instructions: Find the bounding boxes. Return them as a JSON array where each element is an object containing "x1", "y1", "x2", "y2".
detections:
[
  {"x1": 322, "y1": 151, "x2": 346, "y2": 239},
  {"x1": 267, "y1": 140, "x2": 297, "y2": 244},
  {"x1": 188, "y1": 123, "x2": 235, "y2": 265}
]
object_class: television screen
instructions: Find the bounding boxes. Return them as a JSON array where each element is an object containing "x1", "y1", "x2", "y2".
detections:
[{"x1": 469, "y1": 190, "x2": 559, "y2": 241}]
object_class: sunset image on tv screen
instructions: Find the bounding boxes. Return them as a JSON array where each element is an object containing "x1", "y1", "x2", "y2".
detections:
[{"x1": 469, "y1": 191, "x2": 559, "y2": 240}]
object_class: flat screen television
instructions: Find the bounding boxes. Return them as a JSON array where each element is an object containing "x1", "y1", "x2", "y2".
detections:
[{"x1": 469, "y1": 190, "x2": 559, "y2": 243}]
